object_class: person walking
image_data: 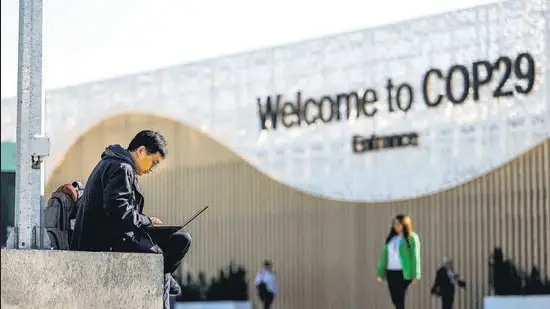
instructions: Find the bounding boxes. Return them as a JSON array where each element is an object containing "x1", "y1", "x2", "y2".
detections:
[
  {"x1": 255, "y1": 260, "x2": 277, "y2": 309},
  {"x1": 431, "y1": 257, "x2": 466, "y2": 309},
  {"x1": 376, "y1": 214, "x2": 421, "y2": 309}
]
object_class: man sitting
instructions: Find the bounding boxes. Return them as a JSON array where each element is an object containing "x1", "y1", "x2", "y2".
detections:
[{"x1": 70, "y1": 130, "x2": 191, "y2": 295}]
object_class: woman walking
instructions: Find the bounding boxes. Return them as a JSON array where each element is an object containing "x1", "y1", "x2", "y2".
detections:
[{"x1": 376, "y1": 214, "x2": 421, "y2": 309}]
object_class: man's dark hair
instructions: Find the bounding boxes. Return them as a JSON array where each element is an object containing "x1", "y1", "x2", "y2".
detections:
[{"x1": 127, "y1": 130, "x2": 167, "y2": 158}]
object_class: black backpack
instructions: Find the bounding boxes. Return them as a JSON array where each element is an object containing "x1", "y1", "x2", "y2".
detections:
[{"x1": 44, "y1": 182, "x2": 83, "y2": 250}]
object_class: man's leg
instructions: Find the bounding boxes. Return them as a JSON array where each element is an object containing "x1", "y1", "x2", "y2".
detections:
[
  {"x1": 263, "y1": 293, "x2": 274, "y2": 309},
  {"x1": 442, "y1": 294, "x2": 454, "y2": 309},
  {"x1": 164, "y1": 229, "x2": 192, "y2": 274}
]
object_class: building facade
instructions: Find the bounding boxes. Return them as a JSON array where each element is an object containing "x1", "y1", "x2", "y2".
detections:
[{"x1": 1, "y1": 0, "x2": 549, "y2": 308}]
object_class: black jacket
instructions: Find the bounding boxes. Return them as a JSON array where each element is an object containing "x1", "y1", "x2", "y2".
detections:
[
  {"x1": 70, "y1": 144, "x2": 153, "y2": 252},
  {"x1": 431, "y1": 267, "x2": 466, "y2": 298}
]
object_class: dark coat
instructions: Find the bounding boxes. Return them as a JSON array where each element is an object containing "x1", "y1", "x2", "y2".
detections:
[
  {"x1": 70, "y1": 144, "x2": 153, "y2": 252},
  {"x1": 431, "y1": 267, "x2": 466, "y2": 299}
]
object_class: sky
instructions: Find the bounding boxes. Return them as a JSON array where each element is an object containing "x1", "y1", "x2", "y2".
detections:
[{"x1": 1, "y1": 0, "x2": 497, "y2": 99}]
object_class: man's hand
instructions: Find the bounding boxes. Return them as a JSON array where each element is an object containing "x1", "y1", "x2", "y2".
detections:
[
  {"x1": 150, "y1": 217, "x2": 163, "y2": 226},
  {"x1": 376, "y1": 277, "x2": 383, "y2": 283},
  {"x1": 412, "y1": 279, "x2": 419, "y2": 284}
]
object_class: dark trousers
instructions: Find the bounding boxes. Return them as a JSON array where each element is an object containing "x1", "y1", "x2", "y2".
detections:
[
  {"x1": 261, "y1": 292, "x2": 274, "y2": 309},
  {"x1": 160, "y1": 229, "x2": 192, "y2": 274},
  {"x1": 386, "y1": 270, "x2": 411, "y2": 309},
  {"x1": 129, "y1": 228, "x2": 192, "y2": 274},
  {"x1": 441, "y1": 294, "x2": 454, "y2": 309}
]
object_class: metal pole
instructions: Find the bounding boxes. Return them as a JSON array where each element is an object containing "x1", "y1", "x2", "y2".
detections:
[{"x1": 14, "y1": 0, "x2": 49, "y2": 249}]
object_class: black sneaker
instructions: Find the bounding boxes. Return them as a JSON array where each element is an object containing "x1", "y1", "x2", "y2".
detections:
[{"x1": 167, "y1": 274, "x2": 182, "y2": 296}]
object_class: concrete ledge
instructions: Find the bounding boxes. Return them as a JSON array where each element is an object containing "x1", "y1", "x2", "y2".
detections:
[
  {"x1": 1, "y1": 249, "x2": 164, "y2": 309},
  {"x1": 484, "y1": 296, "x2": 550, "y2": 309},
  {"x1": 175, "y1": 302, "x2": 253, "y2": 309}
]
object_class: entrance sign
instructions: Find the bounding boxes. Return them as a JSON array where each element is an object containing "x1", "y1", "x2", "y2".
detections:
[{"x1": 0, "y1": 0, "x2": 548, "y2": 202}]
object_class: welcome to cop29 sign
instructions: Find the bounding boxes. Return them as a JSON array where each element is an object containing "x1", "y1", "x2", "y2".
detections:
[
  {"x1": 257, "y1": 52, "x2": 536, "y2": 152},
  {"x1": 247, "y1": 0, "x2": 547, "y2": 202}
]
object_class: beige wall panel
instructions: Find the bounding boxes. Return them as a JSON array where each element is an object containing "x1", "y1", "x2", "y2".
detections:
[
  {"x1": 47, "y1": 114, "x2": 550, "y2": 309},
  {"x1": 46, "y1": 114, "x2": 239, "y2": 194}
]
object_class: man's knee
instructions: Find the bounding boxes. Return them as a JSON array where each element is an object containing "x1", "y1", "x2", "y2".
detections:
[{"x1": 171, "y1": 231, "x2": 192, "y2": 251}]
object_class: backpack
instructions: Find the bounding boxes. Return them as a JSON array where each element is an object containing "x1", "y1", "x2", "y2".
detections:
[{"x1": 44, "y1": 182, "x2": 83, "y2": 250}]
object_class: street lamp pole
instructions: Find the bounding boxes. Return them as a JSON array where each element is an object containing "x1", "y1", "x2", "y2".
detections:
[{"x1": 13, "y1": 0, "x2": 49, "y2": 249}]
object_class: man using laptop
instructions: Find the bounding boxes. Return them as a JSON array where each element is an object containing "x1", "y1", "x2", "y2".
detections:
[{"x1": 71, "y1": 130, "x2": 191, "y2": 296}]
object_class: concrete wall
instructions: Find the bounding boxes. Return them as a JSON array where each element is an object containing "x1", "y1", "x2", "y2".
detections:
[
  {"x1": 174, "y1": 302, "x2": 253, "y2": 309},
  {"x1": 1, "y1": 250, "x2": 164, "y2": 309},
  {"x1": 484, "y1": 296, "x2": 550, "y2": 309}
]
